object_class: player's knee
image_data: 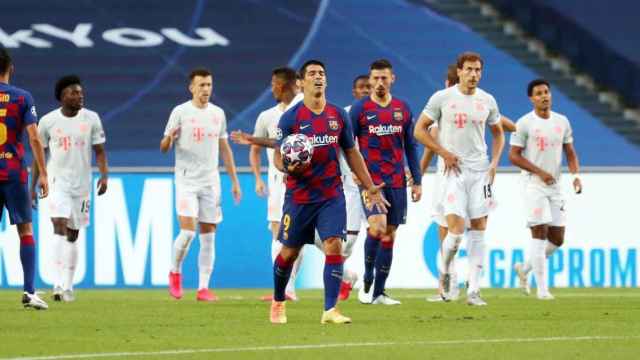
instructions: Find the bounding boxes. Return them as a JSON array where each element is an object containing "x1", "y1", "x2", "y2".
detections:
[
  {"x1": 323, "y1": 237, "x2": 342, "y2": 255},
  {"x1": 530, "y1": 225, "x2": 548, "y2": 239},
  {"x1": 176, "y1": 229, "x2": 196, "y2": 249},
  {"x1": 16, "y1": 223, "x2": 33, "y2": 237},
  {"x1": 51, "y1": 219, "x2": 67, "y2": 235},
  {"x1": 66, "y1": 230, "x2": 79, "y2": 243},
  {"x1": 469, "y1": 217, "x2": 487, "y2": 231}
]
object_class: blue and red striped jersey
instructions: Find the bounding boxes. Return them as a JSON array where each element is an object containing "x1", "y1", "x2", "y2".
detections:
[
  {"x1": 277, "y1": 101, "x2": 355, "y2": 204},
  {"x1": 349, "y1": 96, "x2": 421, "y2": 188},
  {"x1": 0, "y1": 82, "x2": 37, "y2": 183}
]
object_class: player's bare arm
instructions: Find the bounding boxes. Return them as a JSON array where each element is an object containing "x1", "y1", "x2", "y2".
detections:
[
  {"x1": 26, "y1": 123, "x2": 48, "y2": 198},
  {"x1": 93, "y1": 144, "x2": 109, "y2": 196},
  {"x1": 414, "y1": 113, "x2": 460, "y2": 175},
  {"x1": 501, "y1": 116, "x2": 516, "y2": 133},
  {"x1": 343, "y1": 147, "x2": 390, "y2": 213},
  {"x1": 219, "y1": 138, "x2": 242, "y2": 203},
  {"x1": 487, "y1": 122, "x2": 505, "y2": 184},
  {"x1": 509, "y1": 145, "x2": 555, "y2": 185},
  {"x1": 249, "y1": 144, "x2": 267, "y2": 196},
  {"x1": 230, "y1": 130, "x2": 277, "y2": 148},
  {"x1": 564, "y1": 142, "x2": 582, "y2": 193},
  {"x1": 160, "y1": 127, "x2": 180, "y2": 153},
  {"x1": 419, "y1": 125, "x2": 439, "y2": 174}
]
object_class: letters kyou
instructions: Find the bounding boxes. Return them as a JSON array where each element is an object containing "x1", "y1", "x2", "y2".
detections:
[{"x1": 0, "y1": 23, "x2": 230, "y2": 48}]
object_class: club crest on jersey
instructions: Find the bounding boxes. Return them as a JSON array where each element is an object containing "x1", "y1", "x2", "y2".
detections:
[
  {"x1": 393, "y1": 111, "x2": 403, "y2": 122},
  {"x1": 329, "y1": 119, "x2": 339, "y2": 130}
]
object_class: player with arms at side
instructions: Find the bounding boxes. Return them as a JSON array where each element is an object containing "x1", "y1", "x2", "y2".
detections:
[
  {"x1": 510, "y1": 79, "x2": 581, "y2": 299},
  {"x1": 270, "y1": 60, "x2": 387, "y2": 324},
  {"x1": 161, "y1": 68, "x2": 242, "y2": 302},
  {"x1": 352, "y1": 59, "x2": 422, "y2": 305},
  {"x1": 33, "y1": 75, "x2": 108, "y2": 302},
  {"x1": 415, "y1": 52, "x2": 505, "y2": 306},
  {"x1": 0, "y1": 47, "x2": 49, "y2": 309},
  {"x1": 231, "y1": 67, "x2": 303, "y2": 301}
]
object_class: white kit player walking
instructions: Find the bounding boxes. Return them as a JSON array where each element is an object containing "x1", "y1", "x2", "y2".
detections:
[
  {"x1": 33, "y1": 75, "x2": 108, "y2": 302},
  {"x1": 161, "y1": 68, "x2": 242, "y2": 302},
  {"x1": 414, "y1": 52, "x2": 505, "y2": 306},
  {"x1": 510, "y1": 79, "x2": 582, "y2": 300}
]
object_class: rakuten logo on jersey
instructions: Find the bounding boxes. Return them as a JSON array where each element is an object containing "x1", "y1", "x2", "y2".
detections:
[
  {"x1": 368, "y1": 124, "x2": 402, "y2": 136},
  {"x1": 0, "y1": 24, "x2": 230, "y2": 48},
  {"x1": 310, "y1": 134, "x2": 339, "y2": 147}
]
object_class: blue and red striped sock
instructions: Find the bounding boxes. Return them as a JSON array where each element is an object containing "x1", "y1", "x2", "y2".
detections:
[
  {"x1": 373, "y1": 240, "x2": 394, "y2": 298},
  {"x1": 324, "y1": 255, "x2": 344, "y2": 311},
  {"x1": 19, "y1": 235, "x2": 36, "y2": 294},
  {"x1": 363, "y1": 231, "x2": 381, "y2": 287},
  {"x1": 273, "y1": 254, "x2": 294, "y2": 302}
]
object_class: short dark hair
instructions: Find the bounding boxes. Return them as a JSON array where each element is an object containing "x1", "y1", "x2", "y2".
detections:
[
  {"x1": 272, "y1": 67, "x2": 297, "y2": 85},
  {"x1": 299, "y1": 60, "x2": 325, "y2": 78},
  {"x1": 352, "y1": 74, "x2": 369, "y2": 88},
  {"x1": 189, "y1": 68, "x2": 212, "y2": 81},
  {"x1": 0, "y1": 47, "x2": 12, "y2": 75},
  {"x1": 446, "y1": 63, "x2": 458, "y2": 86},
  {"x1": 369, "y1": 59, "x2": 393, "y2": 72},
  {"x1": 527, "y1": 79, "x2": 550, "y2": 97},
  {"x1": 55, "y1": 75, "x2": 82, "y2": 101},
  {"x1": 456, "y1": 51, "x2": 483, "y2": 69}
]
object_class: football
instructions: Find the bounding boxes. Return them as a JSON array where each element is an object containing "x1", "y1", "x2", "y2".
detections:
[{"x1": 280, "y1": 133, "x2": 314, "y2": 166}]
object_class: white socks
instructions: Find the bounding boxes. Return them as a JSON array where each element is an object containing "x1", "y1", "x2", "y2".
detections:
[
  {"x1": 171, "y1": 230, "x2": 196, "y2": 273},
  {"x1": 52, "y1": 234, "x2": 66, "y2": 289},
  {"x1": 466, "y1": 230, "x2": 486, "y2": 294},
  {"x1": 523, "y1": 240, "x2": 560, "y2": 275},
  {"x1": 62, "y1": 240, "x2": 79, "y2": 291},
  {"x1": 442, "y1": 232, "x2": 464, "y2": 275},
  {"x1": 529, "y1": 238, "x2": 548, "y2": 294},
  {"x1": 198, "y1": 232, "x2": 215, "y2": 290}
]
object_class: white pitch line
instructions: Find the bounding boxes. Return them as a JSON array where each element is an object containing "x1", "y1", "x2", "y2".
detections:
[{"x1": 3, "y1": 335, "x2": 639, "y2": 360}]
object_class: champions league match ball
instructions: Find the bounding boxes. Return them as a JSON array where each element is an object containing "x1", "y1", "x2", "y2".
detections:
[{"x1": 280, "y1": 133, "x2": 314, "y2": 166}]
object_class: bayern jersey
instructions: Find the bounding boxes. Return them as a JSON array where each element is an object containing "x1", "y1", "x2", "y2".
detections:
[
  {"x1": 38, "y1": 108, "x2": 106, "y2": 196},
  {"x1": 164, "y1": 101, "x2": 228, "y2": 186},
  {"x1": 350, "y1": 96, "x2": 421, "y2": 188},
  {"x1": 253, "y1": 104, "x2": 283, "y2": 177},
  {"x1": 510, "y1": 111, "x2": 573, "y2": 181},
  {"x1": 277, "y1": 101, "x2": 355, "y2": 204},
  {"x1": 422, "y1": 86, "x2": 501, "y2": 171},
  {"x1": 0, "y1": 82, "x2": 37, "y2": 183}
]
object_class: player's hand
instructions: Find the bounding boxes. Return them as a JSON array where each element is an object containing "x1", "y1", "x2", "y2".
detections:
[
  {"x1": 255, "y1": 177, "x2": 267, "y2": 197},
  {"x1": 230, "y1": 130, "x2": 252, "y2": 145},
  {"x1": 231, "y1": 181, "x2": 242, "y2": 204},
  {"x1": 411, "y1": 184, "x2": 422, "y2": 202},
  {"x1": 38, "y1": 174, "x2": 49, "y2": 199},
  {"x1": 405, "y1": 168, "x2": 414, "y2": 186},
  {"x1": 573, "y1": 177, "x2": 582, "y2": 194},
  {"x1": 285, "y1": 161, "x2": 309, "y2": 176},
  {"x1": 30, "y1": 188, "x2": 38, "y2": 209},
  {"x1": 170, "y1": 127, "x2": 181, "y2": 140},
  {"x1": 487, "y1": 163, "x2": 498, "y2": 185},
  {"x1": 537, "y1": 170, "x2": 555, "y2": 186},
  {"x1": 97, "y1": 175, "x2": 108, "y2": 196},
  {"x1": 443, "y1": 151, "x2": 460, "y2": 177},
  {"x1": 366, "y1": 183, "x2": 391, "y2": 213}
]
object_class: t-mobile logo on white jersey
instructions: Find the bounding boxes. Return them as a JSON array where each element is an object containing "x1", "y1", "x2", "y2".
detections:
[
  {"x1": 310, "y1": 134, "x2": 339, "y2": 147},
  {"x1": 368, "y1": 124, "x2": 402, "y2": 136}
]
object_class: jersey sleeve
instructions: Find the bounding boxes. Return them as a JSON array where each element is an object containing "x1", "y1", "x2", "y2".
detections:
[
  {"x1": 422, "y1": 91, "x2": 443, "y2": 122},
  {"x1": 338, "y1": 108, "x2": 355, "y2": 150},
  {"x1": 510, "y1": 117, "x2": 528, "y2": 148},
  {"x1": 252, "y1": 112, "x2": 269, "y2": 138},
  {"x1": 219, "y1": 109, "x2": 228, "y2": 139},
  {"x1": 403, "y1": 105, "x2": 422, "y2": 184},
  {"x1": 91, "y1": 113, "x2": 106, "y2": 145},
  {"x1": 276, "y1": 107, "x2": 295, "y2": 147},
  {"x1": 563, "y1": 117, "x2": 574, "y2": 144},
  {"x1": 487, "y1": 94, "x2": 501, "y2": 125},
  {"x1": 22, "y1": 92, "x2": 38, "y2": 126},
  {"x1": 349, "y1": 101, "x2": 362, "y2": 139},
  {"x1": 37, "y1": 117, "x2": 50, "y2": 149},
  {"x1": 164, "y1": 106, "x2": 181, "y2": 137}
]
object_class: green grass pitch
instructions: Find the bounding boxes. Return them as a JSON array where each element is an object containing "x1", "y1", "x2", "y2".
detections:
[{"x1": 1, "y1": 288, "x2": 639, "y2": 359}]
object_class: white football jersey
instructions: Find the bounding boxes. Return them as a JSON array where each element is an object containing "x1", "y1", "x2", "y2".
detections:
[
  {"x1": 422, "y1": 86, "x2": 501, "y2": 171},
  {"x1": 164, "y1": 101, "x2": 228, "y2": 186},
  {"x1": 285, "y1": 92, "x2": 303, "y2": 112},
  {"x1": 253, "y1": 104, "x2": 284, "y2": 176},
  {"x1": 510, "y1": 110, "x2": 573, "y2": 181},
  {"x1": 38, "y1": 108, "x2": 106, "y2": 196}
]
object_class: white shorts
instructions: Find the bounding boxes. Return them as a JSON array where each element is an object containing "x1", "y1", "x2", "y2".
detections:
[
  {"x1": 313, "y1": 185, "x2": 364, "y2": 258},
  {"x1": 523, "y1": 176, "x2": 567, "y2": 227},
  {"x1": 48, "y1": 189, "x2": 90, "y2": 230},
  {"x1": 442, "y1": 168, "x2": 493, "y2": 221},
  {"x1": 175, "y1": 181, "x2": 222, "y2": 224},
  {"x1": 267, "y1": 172, "x2": 286, "y2": 223}
]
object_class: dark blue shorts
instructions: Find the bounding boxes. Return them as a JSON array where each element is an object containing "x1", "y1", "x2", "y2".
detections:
[
  {"x1": 360, "y1": 186, "x2": 407, "y2": 225},
  {"x1": 278, "y1": 194, "x2": 346, "y2": 248},
  {"x1": 0, "y1": 181, "x2": 32, "y2": 225}
]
